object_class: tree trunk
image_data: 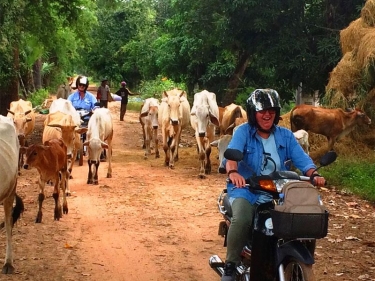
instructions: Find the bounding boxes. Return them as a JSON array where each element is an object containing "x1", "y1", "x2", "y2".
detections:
[
  {"x1": 0, "y1": 47, "x2": 20, "y2": 115},
  {"x1": 222, "y1": 50, "x2": 250, "y2": 106},
  {"x1": 33, "y1": 58, "x2": 42, "y2": 90}
]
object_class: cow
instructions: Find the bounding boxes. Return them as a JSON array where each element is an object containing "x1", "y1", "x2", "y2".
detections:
[
  {"x1": 47, "y1": 98, "x2": 88, "y2": 181},
  {"x1": 139, "y1": 98, "x2": 160, "y2": 159},
  {"x1": 290, "y1": 104, "x2": 371, "y2": 151},
  {"x1": 158, "y1": 88, "x2": 191, "y2": 169},
  {"x1": 210, "y1": 134, "x2": 232, "y2": 174},
  {"x1": 42, "y1": 111, "x2": 86, "y2": 196},
  {"x1": 220, "y1": 103, "x2": 247, "y2": 135},
  {"x1": 83, "y1": 108, "x2": 113, "y2": 185},
  {"x1": 293, "y1": 129, "x2": 309, "y2": 154},
  {"x1": 21, "y1": 138, "x2": 69, "y2": 223},
  {"x1": 56, "y1": 77, "x2": 74, "y2": 99},
  {"x1": 215, "y1": 106, "x2": 226, "y2": 135},
  {"x1": 211, "y1": 117, "x2": 247, "y2": 173},
  {"x1": 190, "y1": 90, "x2": 220, "y2": 178},
  {"x1": 7, "y1": 99, "x2": 36, "y2": 172},
  {"x1": 223, "y1": 116, "x2": 247, "y2": 136},
  {"x1": 0, "y1": 116, "x2": 24, "y2": 274}
]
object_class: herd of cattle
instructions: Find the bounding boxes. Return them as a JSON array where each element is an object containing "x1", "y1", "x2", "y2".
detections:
[
  {"x1": 0, "y1": 88, "x2": 372, "y2": 274},
  {"x1": 0, "y1": 97, "x2": 114, "y2": 273},
  {"x1": 140, "y1": 88, "x2": 371, "y2": 177}
]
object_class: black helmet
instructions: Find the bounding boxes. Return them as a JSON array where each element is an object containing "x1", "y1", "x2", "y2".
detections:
[
  {"x1": 246, "y1": 89, "x2": 281, "y2": 126},
  {"x1": 76, "y1": 75, "x2": 89, "y2": 91}
]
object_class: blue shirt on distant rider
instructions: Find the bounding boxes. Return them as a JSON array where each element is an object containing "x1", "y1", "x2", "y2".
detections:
[
  {"x1": 222, "y1": 123, "x2": 316, "y2": 205},
  {"x1": 67, "y1": 91, "x2": 97, "y2": 111}
]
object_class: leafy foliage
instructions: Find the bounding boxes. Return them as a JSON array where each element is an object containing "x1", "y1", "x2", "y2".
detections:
[{"x1": 138, "y1": 76, "x2": 186, "y2": 99}]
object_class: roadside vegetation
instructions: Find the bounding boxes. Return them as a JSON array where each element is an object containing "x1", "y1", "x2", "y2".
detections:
[{"x1": 323, "y1": 159, "x2": 375, "y2": 202}]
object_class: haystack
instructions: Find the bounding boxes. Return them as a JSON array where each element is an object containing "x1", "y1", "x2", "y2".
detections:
[
  {"x1": 325, "y1": 51, "x2": 361, "y2": 107},
  {"x1": 356, "y1": 29, "x2": 375, "y2": 69},
  {"x1": 361, "y1": 0, "x2": 375, "y2": 26},
  {"x1": 340, "y1": 18, "x2": 370, "y2": 55}
]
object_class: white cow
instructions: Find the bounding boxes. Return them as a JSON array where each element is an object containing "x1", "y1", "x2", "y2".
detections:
[
  {"x1": 190, "y1": 90, "x2": 220, "y2": 178},
  {"x1": 293, "y1": 129, "x2": 309, "y2": 155},
  {"x1": 83, "y1": 108, "x2": 113, "y2": 185},
  {"x1": 0, "y1": 115, "x2": 24, "y2": 274},
  {"x1": 139, "y1": 98, "x2": 160, "y2": 159},
  {"x1": 158, "y1": 88, "x2": 191, "y2": 169}
]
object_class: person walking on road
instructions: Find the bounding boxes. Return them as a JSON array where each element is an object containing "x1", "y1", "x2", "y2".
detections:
[
  {"x1": 97, "y1": 78, "x2": 111, "y2": 108},
  {"x1": 115, "y1": 81, "x2": 137, "y2": 121}
]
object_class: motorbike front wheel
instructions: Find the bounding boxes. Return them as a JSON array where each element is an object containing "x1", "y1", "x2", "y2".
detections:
[{"x1": 283, "y1": 259, "x2": 315, "y2": 281}]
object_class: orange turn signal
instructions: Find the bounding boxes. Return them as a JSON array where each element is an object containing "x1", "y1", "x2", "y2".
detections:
[{"x1": 259, "y1": 180, "x2": 277, "y2": 192}]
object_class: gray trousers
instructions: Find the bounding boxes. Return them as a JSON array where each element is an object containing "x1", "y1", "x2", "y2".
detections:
[{"x1": 226, "y1": 198, "x2": 257, "y2": 263}]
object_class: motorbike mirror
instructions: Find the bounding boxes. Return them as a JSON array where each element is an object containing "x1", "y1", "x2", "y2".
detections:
[
  {"x1": 223, "y1": 148, "x2": 243, "y2": 162},
  {"x1": 319, "y1": 150, "x2": 337, "y2": 167}
]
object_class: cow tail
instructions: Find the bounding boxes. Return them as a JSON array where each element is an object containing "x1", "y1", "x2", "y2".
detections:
[
  {"x1": 12, "y1": 193, "x2": 25, "y2": 226},
  {"x1": 0, "y1": 193, "x2": 24, "y2": 230}
]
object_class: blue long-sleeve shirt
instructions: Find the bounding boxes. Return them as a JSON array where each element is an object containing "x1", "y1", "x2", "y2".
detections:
[
  {"x1": 67, "y1": 91, "x2": 97, "y2": 111},
  {"x1": 222, "y1": 123, "x2": 316, "y2": 204}
]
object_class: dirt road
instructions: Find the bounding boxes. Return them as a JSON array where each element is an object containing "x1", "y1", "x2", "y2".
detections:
[{"x1": 1, "y1": 102, "x2": 375, "y2": 281}]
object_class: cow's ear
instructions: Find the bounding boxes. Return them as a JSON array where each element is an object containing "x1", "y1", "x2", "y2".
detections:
[
  {"x1": 210, "y1": 140, "x2": 219, "y2": 147},
  {"x1": 140, "y1": 111, "x2": 149, "y2": 118},
  {"x1": 209, "y1": 114, "x2": 220, "y2": 127}
]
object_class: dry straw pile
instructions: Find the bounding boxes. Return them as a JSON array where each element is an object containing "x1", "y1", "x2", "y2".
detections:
[{"x1": 326, "y1": 0, "x2": 375, "y2": 112}]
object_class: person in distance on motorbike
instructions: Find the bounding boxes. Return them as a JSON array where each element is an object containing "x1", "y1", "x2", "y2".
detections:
[
  {"x1": 67, "y1": 75, "x2": 100, "y2": 158},
  {"x1": 220, "y1": 89, "x2": 326, "y2": 281}
]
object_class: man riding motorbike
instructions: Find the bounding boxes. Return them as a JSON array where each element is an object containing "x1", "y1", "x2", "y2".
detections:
[{"x1": 220, "y1": 88, "x2": 326, "y2": 281}]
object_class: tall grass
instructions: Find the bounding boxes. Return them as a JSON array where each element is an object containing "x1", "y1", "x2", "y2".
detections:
[{"x1": 322, "y1": 158, "x2": 375, "y2": 202}]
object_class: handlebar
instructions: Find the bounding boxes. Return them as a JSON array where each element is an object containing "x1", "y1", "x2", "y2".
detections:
[{"x1": 227, "y1": 170, "x2": 326, "y2": 196}]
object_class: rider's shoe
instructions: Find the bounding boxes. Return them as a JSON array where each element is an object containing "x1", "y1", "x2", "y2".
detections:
[{"x1": 221, "y1": 261, "x2": 236, "y2": 281}]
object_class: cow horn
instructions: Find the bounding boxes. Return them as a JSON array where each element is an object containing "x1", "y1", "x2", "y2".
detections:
[{"x1": 7, "y1": 109, "x2": 14, "y2": 115}]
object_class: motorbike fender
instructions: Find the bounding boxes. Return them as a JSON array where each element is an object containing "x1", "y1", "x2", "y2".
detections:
[{"x1": 276, "y1": 240, "x2": 314, "y2": 266}]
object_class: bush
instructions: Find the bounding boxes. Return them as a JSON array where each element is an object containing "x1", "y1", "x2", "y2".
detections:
[
  {"x1": 27, "y1": 89, "x2": 50, "y2": 108},
  {"x1": 138, "y1": 76, "x2": 186, "y2": 100}
]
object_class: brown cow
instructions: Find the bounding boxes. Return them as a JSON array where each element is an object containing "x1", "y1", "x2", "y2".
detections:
[
  {"x1": 290, "y1": 104, "x2": 371, "y2": 150},
  {"x1": 220, "y1": 103, "x2": 247, "y2": 135},
  {"x1": 21, "y1": 138, "x2": 69, "y2": 223}
]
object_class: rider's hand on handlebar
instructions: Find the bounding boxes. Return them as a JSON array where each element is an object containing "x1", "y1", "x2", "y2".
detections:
[
  {"x1": 228, "y1": 171, "x2": 246, "y2": 188},
  {"x1": 311, "y1": 174, "x2": 326, "y2": 187}
]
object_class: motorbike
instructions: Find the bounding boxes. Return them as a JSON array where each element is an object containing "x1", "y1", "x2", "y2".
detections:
[
  {"x1": 209, "y1": 149, "x2": 337, "y2": 281},
  {"x1": 75, "y1": 108, "x2": 92, "y2": 166}
]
